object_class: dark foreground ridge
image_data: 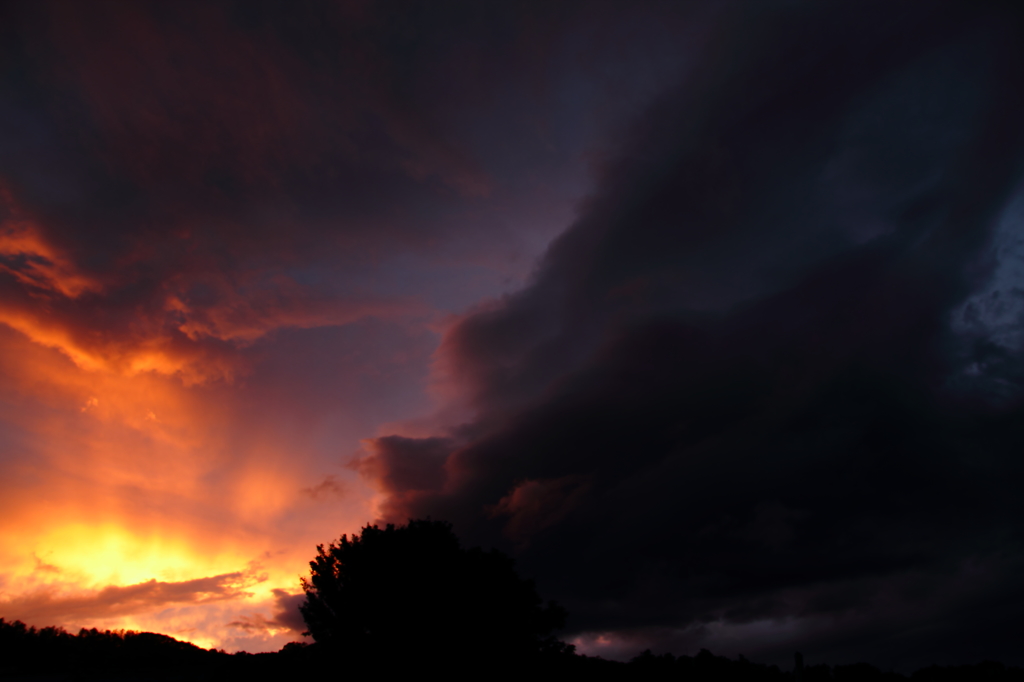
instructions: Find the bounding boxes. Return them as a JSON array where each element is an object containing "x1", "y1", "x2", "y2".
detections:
[
  {"x1": 2, "y1": 619, "x2": 1023, "y2": 681},
  {"x1": 5, "y1": 520, "x2": 1022, "y2": 680}
]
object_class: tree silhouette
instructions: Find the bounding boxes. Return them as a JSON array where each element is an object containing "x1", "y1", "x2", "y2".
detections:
[{"x1": 299, "y1": 519, "x2": 566, "y2": 669}]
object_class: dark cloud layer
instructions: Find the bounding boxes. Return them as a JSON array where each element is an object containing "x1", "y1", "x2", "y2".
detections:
[
  {"x1": 362, "y1": 0, "x2": 1024, "y2": 670},
  {"x1": 0, "y1": 0, "x2": 693, "y2": 381}
]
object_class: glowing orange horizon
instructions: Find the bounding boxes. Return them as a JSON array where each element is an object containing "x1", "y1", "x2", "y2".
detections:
[{"x1": 0, "y1": 316, "x2": 380, "y2": 651}]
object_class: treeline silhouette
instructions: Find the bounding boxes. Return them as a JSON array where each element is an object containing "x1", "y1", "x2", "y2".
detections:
[
  {"x1": 2, "y1": 620, "x2": 1023, "y2": 681},
  {"x1": 300, "y1": 518, "x2": 567, "y2": 671},
  {"x1": 3, "y1": 520, "x2": 1022, "y2": 680}
]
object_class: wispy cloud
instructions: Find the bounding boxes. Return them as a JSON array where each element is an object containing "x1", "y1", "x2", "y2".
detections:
[{"x1": 1, "y1": 569, "x2": 266, "y2": 625}]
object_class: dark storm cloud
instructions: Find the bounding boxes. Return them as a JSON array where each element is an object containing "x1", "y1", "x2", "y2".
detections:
[
  {"x1": 355, "y1": 435, "x2": 455, "y2": 508},
  {"x1": 0, "y1": 0, "x2": 692, "y2": 252},
  {"x1": 364, "y1": 0, "x2": 1024, "y2": 670}
]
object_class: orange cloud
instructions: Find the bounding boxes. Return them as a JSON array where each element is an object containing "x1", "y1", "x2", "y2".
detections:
[
  {"x1": 0, "y1": 221, "x2": 101, "y2": 299},
  {"x1": 0, "y1": 185, "x2": 422, "y2": 385},
  {"x1": 0, "y1": 570, "x2": 264, "y2": 625}
]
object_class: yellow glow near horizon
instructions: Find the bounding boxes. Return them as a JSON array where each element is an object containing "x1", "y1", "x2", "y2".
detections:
[
  {"x1": 0, "y1": 307, "x2": 372, "y2": 651},
  {"x1": 29, "y1": 523, "x2": 222, "y2": 587}
]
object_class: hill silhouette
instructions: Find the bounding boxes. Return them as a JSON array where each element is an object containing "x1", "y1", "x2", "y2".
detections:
[
  {"x1": 3, "y1": 619, "x2": 1024, "y2": 681},
  {"x1": 3, "y1": 519, "x2": 1024, "y2": 680}
]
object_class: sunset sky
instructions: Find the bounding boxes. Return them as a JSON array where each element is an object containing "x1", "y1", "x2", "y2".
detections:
[{"x1": 2, "y1": 0, "x2": 1024, "y2": 671}]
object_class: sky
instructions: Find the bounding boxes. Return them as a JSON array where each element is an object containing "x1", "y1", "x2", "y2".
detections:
[{"x1": 1, "y1": 0, "x2": 1023, "y2": 671}]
